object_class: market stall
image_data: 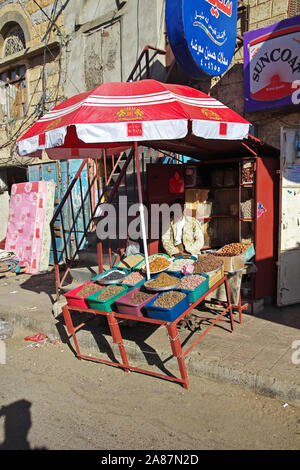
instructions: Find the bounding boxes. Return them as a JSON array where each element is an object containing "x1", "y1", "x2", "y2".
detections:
[
  {"x1": 62, "y1": 252, "x2": 234, "y2": 389},
  {"x1": 16, "y1": 79, "x2": 258, "y2": 387}
]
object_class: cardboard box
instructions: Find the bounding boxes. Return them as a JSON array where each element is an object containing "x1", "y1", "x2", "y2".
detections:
[{"x1": 220, "y1": 254, "x2": 245, "y2": 273}]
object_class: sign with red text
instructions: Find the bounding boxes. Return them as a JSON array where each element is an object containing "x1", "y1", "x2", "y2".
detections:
[{"x1": 244, "y1": 16, "x2": 300, "y2": 112}]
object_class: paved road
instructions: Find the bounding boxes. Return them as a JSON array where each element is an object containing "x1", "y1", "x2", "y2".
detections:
[{"x1": 0, "y1": 325, "x2": 299, "y2": 451}]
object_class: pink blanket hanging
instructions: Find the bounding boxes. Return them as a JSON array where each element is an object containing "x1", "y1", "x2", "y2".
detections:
[{"x1": 5, "y1": 181, "x2": 49, "y2": 274}]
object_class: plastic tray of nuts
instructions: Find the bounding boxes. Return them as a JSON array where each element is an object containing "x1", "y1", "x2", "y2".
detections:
[
  {"x1": 145, "y1": 290, "x2": 190, "y2": 322},
  {"x1": 143, "y1": 272, "x2": 181, "y2": 292},
  {"x1": 178, "y1": 273, "x2": 209, "y2": 304}
]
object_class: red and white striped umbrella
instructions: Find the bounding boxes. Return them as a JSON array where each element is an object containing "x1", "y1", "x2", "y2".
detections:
[{"x1": 17, "y1": 79, "x2": 250, "y2": 159}]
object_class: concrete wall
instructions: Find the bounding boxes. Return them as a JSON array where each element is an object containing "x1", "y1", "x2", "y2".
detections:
[{"x1": 62, "y1": 0, "x2": 166, "y2": 98}]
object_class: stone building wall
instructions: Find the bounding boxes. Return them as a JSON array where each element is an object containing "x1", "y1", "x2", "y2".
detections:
[{"x1": 0, "y1": 0, "x2": 65, "y2": 175}]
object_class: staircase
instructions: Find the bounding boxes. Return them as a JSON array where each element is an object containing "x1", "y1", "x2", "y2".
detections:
[{"x1": 51, "y1": 46, "x2": 168, "y2": 296}]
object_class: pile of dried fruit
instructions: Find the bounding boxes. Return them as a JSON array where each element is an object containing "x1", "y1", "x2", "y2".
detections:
[
  {"x1": 145, "y1": 272, "x2": 180, "y2": 289},
  {"x1": 127, "y1": 291, "x2": 154, "y2": 305},
  {"x1": 193, "y1": 254, "x2": 223, "y2": 273},
  {"x1": 153, "y1": 291, "x2": 186, "y2": 309},
  {"x1": 214, "y1": 243, "x2": 250, "y2": 257},
  {"x1": 141, "y1": 256, "x2": 171, "y2": 273},
  {"x1": 75, "y1": 284, "x2": 102, "y2": 297},
  {"x1": 179, "y1": 274, "x2": 206, "y2": 290},
  {"x1": 117, "y1": 254, "x2": 144, "y2": 268},
  {"x1": 122, "y1": 271, "x2": 145, "y2": 285},
  {"x1": 99, "y1": 270, "x2": 126, "y2": 282},
  {"x1": 96, "y1": 285, "x2": 125, "y2": 301}
]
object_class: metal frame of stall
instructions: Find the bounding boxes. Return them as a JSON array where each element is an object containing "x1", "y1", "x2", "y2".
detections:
[{"x1": 61, "y1": 275, "x2": 235, "y2": 389}]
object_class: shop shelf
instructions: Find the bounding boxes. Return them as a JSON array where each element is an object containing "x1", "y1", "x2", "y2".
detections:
[
  {"x1": 178, "y1": 273, "x2": 209, "y2": 304},
  {"x1": 145, "y1": 289, "x2": 189, "y2": 322},
  {"x1": 91, "y1": 267, "x2": 130, "y2": 284},
  {"x1": 115, "y1": 286, "x2": 158, "y2": 317},
  {"x1": 86, "y1": 285, "x2": 129, "y2": 312},
  {"x1": 64, "y1": 281, "x2": 105, "y2": 309}
]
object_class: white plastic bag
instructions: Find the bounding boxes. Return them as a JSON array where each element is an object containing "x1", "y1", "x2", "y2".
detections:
[{"x1": 125, "y1": 239, "x2": 140, "y2": 257}]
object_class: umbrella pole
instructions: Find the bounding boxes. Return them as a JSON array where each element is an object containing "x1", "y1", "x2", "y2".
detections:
[{"x1": 134, "y1": 141, "x2": 150, "y2": 280}]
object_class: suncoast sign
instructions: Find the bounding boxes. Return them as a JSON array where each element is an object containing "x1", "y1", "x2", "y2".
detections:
[
  {"x1": 244, "y1": 15, "x2": 300, "y2": 112},
  {"x1": 166, "y1": 0, "x2": 237, "y2": 78}
]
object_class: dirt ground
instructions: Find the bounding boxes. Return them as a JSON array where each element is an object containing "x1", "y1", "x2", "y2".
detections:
[{"x1": 0, "y1": 325, "x2": 299, "y2": 451}]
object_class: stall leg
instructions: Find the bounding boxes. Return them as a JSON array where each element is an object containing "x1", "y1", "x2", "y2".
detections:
[
  {"x1": 224, "y1": 277, "x2": 234, "y2": 331},
  {"x1": 107, "y1": 313, "x2": 130, "y2": 373},
  {"x1": 62, "y1": 305, "x2": 82, "y2": 359},
  {"x1": 167, "y1": 323, "x2": 189, "y2": 389},
  {"x1": 238, "y1": 290, "x2": 243, "y2": 324}
]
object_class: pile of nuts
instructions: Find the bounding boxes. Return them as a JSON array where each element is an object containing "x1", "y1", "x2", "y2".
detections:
[
  {"x1": 241, "y1": 199, "x2": 254, "y2": 219},
  {"x1": 75, "y1": 283, "x2": 103, "y2": 297},
  {"x1": 193, "y1": 254, "x2": 223, "y2": 273},
  {"x1": 127, "y1": 291, "x2": 154, "y2": 305},
  {"x1": 117, "y1": 254, "x2": 144, "y2": 268},
  {"x1": 96, "y1": 285, "x2": 125, "y2": 301},
  {"x1": 122, "y1": 271, "x2": 145, "y2": 285},
  {"x1": 179, "y1": 274, "x2": 206, "y2": 290},
  {"x1": 215, "y1": 243, "x2": 250, "y2": 257},
  {"x1": 153, "y1": 291, "x2": 186, "y2": 309},
  {"x1": 145, "y1": 273, "x2": 180, "y2": 289}
]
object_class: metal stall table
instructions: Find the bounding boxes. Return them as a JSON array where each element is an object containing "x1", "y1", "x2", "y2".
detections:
[{"x1": 61, "y1": 275, "x2": 235, "y2": 389}]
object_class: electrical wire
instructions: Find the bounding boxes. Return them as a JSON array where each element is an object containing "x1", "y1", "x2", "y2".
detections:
[{"x1": 0, "y1": 1, "x2": 79, "y2": 166}]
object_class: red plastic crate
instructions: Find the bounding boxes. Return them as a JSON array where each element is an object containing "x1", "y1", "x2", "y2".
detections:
[{"x1": 64, "y1": 281, "x2": 105, "y2": 309}]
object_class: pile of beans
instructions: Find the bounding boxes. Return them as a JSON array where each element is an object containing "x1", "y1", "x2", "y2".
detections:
[
  {"x1": 193, "y1": 254, "x2": 223, "y2": 273},
  {"x1": 241, "y1": 199, "x2": 254, "y2": 219},
  {"x1": 117, "y1": 254, "x2": 144, "y2": 268},
  {"x1": 153, "y1": 291, "x2": 186, "y2": 309},
  {"x1": 179, "y1": 274, "x2": 206, "y2": 290},
  {"x1": 145, "y1": 273, "x2": 179, "y2": 289},
  {"x1": 167, "y1": 258, "x2": 195, "y2": 272},
  {"x1": 214, "y1": 243, "x2": 250, "y2": 257},
  {"x1": 122, "y1": 271, "x2": 145, "y2": 285},
  {"x1": 127, "y1": 291, "x2": 154, "y2": 305},
  {"x1": 141, "y1": 256, "x2": 171, "y2": 273},
  {"x1": 75, "y1": 284, "x2": 102, "y2": 297},
  {"x1": 100, "y1": 270, "x2": 126, "y2": 282},
  {"x1": 96, "y1": 285, "x2": 125, "y2": 301}
]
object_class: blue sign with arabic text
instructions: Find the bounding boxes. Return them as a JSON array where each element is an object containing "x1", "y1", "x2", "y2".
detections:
[{"x1": 166, "y1": 0, "x2": 237, "y2": 78}]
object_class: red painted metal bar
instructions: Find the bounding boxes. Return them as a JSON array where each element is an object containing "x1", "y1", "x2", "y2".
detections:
[
  {"x1": 182, "y1": 305, "x2": 231, "y2": 359},
  {"x1": 107, "y1": 312, "x2": 130, "y2": 373}
]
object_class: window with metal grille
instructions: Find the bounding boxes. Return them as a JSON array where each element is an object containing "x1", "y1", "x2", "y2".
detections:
[
  {"x1": 289, "y1": 0, "x2": 300, "y2": 16},
  {"x1": 0, "y1": 66, "x2": 26, "y2": 122}
]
